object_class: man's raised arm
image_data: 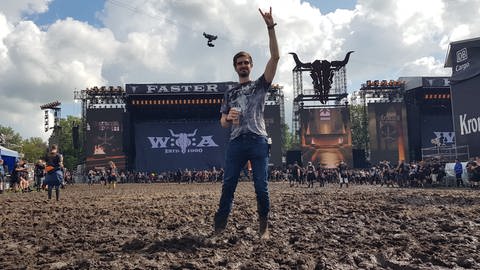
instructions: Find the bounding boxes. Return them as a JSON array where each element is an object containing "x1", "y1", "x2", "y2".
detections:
[{"x1": 259, "y1": 7, "x2": 280, "y2": 83}]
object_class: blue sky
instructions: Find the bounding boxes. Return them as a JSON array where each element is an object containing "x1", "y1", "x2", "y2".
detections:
[
  {"x1": 30, "y1": 0, "x2": 357, "y2": 26},
  {"x1": 28, "y1": 0, "x2": 105, "y2": 26}
]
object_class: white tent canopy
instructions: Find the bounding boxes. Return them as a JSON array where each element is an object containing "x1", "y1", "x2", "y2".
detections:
[{"x1": 0, "y1": 146, "x2": 19, "y2": 158}]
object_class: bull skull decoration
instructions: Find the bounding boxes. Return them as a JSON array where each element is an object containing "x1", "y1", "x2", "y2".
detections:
[
  {"x1": 289, "y1": 51, "x2": 354, "y2": 104},
  {"x1": 169, "y1": 129, "x2": 198, "y2": 154}
]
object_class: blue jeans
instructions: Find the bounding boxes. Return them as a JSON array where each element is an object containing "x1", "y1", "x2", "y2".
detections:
[
  {"x1": 45, "y1": 170, "x2": 63, "y2": 187},
  {"x1": 216, "y1": 133, "x2": 270, "y2": 220}
]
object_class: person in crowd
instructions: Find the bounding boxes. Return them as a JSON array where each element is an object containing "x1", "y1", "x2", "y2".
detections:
[
  {"x1": 34, "y1": 159, "x2": 46, "y2": 192},
  {"x1": 468, "y1": 157, "x2": 480, "y2": 188},
  {"x1": 316, "y1": 166, "x2": 326, "y2": 187},
  {"x1": 44, "y1": 144, "x2": 64, "y2": 201},
  {"x1": 15, "y1": 159, "x2": 30, "y2": 192},
  {"x1": 107, "y1": 161, "x2": 118, "y2": 189},
  {"x1": 396, "y1": 160, "x2": 408, "y2": 187},
  {"x1": 430, "y1": 159, "x2": 440, "y2": 185},
  {"x1": 0, "y1": 159, "x2": 5, "y2": 194},
  {"x1": 213, "y1": 6, "x2": 279, "y2": 239},
  {"x1": 119, "y1": 171, "x2": 127, "y2": 183},
  {"x1": 306, "y1": 162, "x2": 316, "y2": 188},
  {"x1": 290, "y1": 161, "x2": 301, "y2": 187},
  {"x1": 338, "y1": 160, "x2": 348, "y2": 188},
  {"x1": 87, "y1": 170, "x2": 95, "y2": 185}
]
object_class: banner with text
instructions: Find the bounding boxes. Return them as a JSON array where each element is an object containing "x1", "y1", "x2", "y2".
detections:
[
  {"x1": 126, "y1": 82, "x2": 237, "y2": 95},
  {"x1": 134, "y1": 121, "x2": 229, "y2": 172},
  {"x1": 450, "y1": 75, "x2": 480, "y2": 157}
]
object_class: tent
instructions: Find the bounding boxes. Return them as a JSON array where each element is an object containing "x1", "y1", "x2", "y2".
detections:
[{"x1": 0, "y1": 146, "x2": 19, "y2": 174}]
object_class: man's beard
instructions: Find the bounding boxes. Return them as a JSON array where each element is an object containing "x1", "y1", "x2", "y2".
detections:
[{"x1": 238, "y1": 69, "x2": 250, "y2": 78}]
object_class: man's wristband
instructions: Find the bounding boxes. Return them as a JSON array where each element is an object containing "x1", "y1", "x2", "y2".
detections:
[{"x1": 267, "y1": 23, "x2": 277, "y2": 30}]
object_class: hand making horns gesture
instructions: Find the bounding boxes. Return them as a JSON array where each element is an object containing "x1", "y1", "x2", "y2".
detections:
[{"x1": 259, "y1": 7, "x2": 276, "y2": 28}]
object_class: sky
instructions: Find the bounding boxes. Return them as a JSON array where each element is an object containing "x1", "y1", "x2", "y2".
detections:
[{"x1": 0, "y1": 0, "x2": 478, "y2": 141}]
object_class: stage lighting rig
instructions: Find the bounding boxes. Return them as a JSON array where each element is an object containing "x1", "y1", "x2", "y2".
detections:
[
  {"x1": 40, "y1": 101, "x2": 62, "y2": 133},
  {"x1": 40, "y1": 100, "x2": 61, "y2": 110}
]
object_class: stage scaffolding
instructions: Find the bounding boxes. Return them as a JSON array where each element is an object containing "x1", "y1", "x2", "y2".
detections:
[
  {"x1": 292, "y1": 66, "x2": 348, "y2": 142},
  {"x1": 357, "y1": 80, "x2": 406, "y2": 157},
  {"x1": 73, "y1": 86, "x2": 126, "y2": 161}
]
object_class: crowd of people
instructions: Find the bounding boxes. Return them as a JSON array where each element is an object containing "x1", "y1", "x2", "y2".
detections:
[
  {"x1": 276, "y1": 157, "x2": 480, "y2": 189},
  {"x1": 2, "y1": 156, "x2": 480, "y2": 193},
  {"x1": 86, "y1": 167, "x2": 225, "y2": 184},
  {"x1": 0, "y1": 145, "x2": 72, "y2": 199},
  {"x1": 78, "y1": 156, "x2": 480, "y2": 189}
]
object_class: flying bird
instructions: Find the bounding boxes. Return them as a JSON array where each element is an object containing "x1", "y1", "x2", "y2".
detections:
[{"x1": 203, "y1": 32, "x2": 217, "y2": 47}]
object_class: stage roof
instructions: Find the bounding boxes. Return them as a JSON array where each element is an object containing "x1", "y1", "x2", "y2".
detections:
[{"x1": 125, "y1": 82, "x2": 236, "y2": 96}]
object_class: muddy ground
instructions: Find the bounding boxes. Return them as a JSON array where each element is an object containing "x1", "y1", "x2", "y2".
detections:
[{"x1": 1, "y1": 182, "x2": 480, "y2": 269}]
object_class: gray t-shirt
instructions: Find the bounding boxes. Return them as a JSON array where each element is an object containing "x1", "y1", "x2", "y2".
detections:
[{"x1": 220, "y1": 75, "x2": 271, "y2": 140}]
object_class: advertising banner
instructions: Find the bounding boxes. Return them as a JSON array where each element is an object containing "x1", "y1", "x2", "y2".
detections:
[
  {"x1": 300, "y1": 108, "x2": 352, "y2": 168},
  {"x1": 134, "y1": 121, "x2": 229, "y2": 172},
  {"x1": 448, "y1": 40, "x2": 480, "y2": 82},
  {"x1": 421, "y1": 114, "x2": 455, "y2": 149},
  {"x1": 368, "y1": 103, "x2": 408, "y2": 164},
  {"x1": 85, "y1": 108, "x2": 126, "y2": 170},
  {"x1": 450, "y1": 76, "x2": 480, "y2": 157},
  {"x1": 126, "y1": 82, "x2": 236, "y2": 95}
]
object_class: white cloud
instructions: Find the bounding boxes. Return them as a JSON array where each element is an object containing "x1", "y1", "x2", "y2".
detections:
[
  {"x1": 1, "y1": 0, "x2": 480, "y2": 140},
  {"x1": 400, "y1": 56, "x2": 450, "y2": 76},
  {"x1": 1, "y1": 0, "x2": 52, "y2": 23}
]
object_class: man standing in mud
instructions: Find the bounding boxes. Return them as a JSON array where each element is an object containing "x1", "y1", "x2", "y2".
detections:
[{"x1": 214, "y1": 7, "x2": 279, "y2": 239}]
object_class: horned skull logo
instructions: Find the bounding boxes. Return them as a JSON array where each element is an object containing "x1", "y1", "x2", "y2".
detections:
[{"x1": 168, "y1": 129, "x2": 198, "y2": 153}]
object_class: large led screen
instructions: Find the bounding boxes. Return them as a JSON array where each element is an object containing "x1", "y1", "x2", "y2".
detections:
[
  {"x1": 368, "y1": 103, "x2": 409, "y2": 164},
  {"x1": 85, "y1": 108, "x2": 126, "y2": 170},
  {"x1": 300, "y1": 108, "x2": 352, "y2": 168}
]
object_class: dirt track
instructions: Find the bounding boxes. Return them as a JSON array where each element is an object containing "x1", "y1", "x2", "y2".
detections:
[{"x1": 1, "y1": 182, "x2": 480, "y2": 269}]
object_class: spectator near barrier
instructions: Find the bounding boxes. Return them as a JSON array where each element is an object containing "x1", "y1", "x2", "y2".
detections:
[
  {"x1": 468, "y1": 157, "x2": 480, "y2": 188},
  {"x1": 0, "y1": 159, "x2": 5, "y2": 193},
  {"x1": 34, "y1": 159, "x2": 46, "y2": 192},
  {"x1": 454, "y1": 159, "x2": 464, "y2": 187}
]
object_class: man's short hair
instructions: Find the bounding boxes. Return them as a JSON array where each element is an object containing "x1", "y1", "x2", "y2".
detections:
[{"x1": 233, "y1": 51, "x2": 253, "y2": 67}]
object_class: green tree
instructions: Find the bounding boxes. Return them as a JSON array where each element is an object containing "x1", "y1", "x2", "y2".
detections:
[
  {"x1": 22, "y1": 137, "x2": 48, "y2": 163},
  {"x1": 0, "y1": 125, "x2": 23, "y2": 152},
  {"x1": 350, "y1": 104, "x2": 369, "y2": 150},
  {"x1": 282, "y1": 123, "x2": 300, "y2": 152},
  {"x1": 49, "y1": 116, "x2": 83, "y2": 170}
]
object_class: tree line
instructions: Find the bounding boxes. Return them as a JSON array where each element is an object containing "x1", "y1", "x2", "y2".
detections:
[{"x1": 0, "y1": 115, "x2": 82, "y2": 171}]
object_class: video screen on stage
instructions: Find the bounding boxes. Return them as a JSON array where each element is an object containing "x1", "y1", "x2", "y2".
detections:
[
  {"x1": 264, "y1": 105, "x2": 282, "y2": 166},
  {"x1": 85, "y1": 108, "x2": 126, "y2": 170},
  {"x1": 134, "y1": 121, "x2": 229, "y2": 172},
  {"x1": 368, "y1": 103, "x2": 408, "y2": 164},
  {"x1": 300, "y1": 108, "x2": 352, "y2": 168}
]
